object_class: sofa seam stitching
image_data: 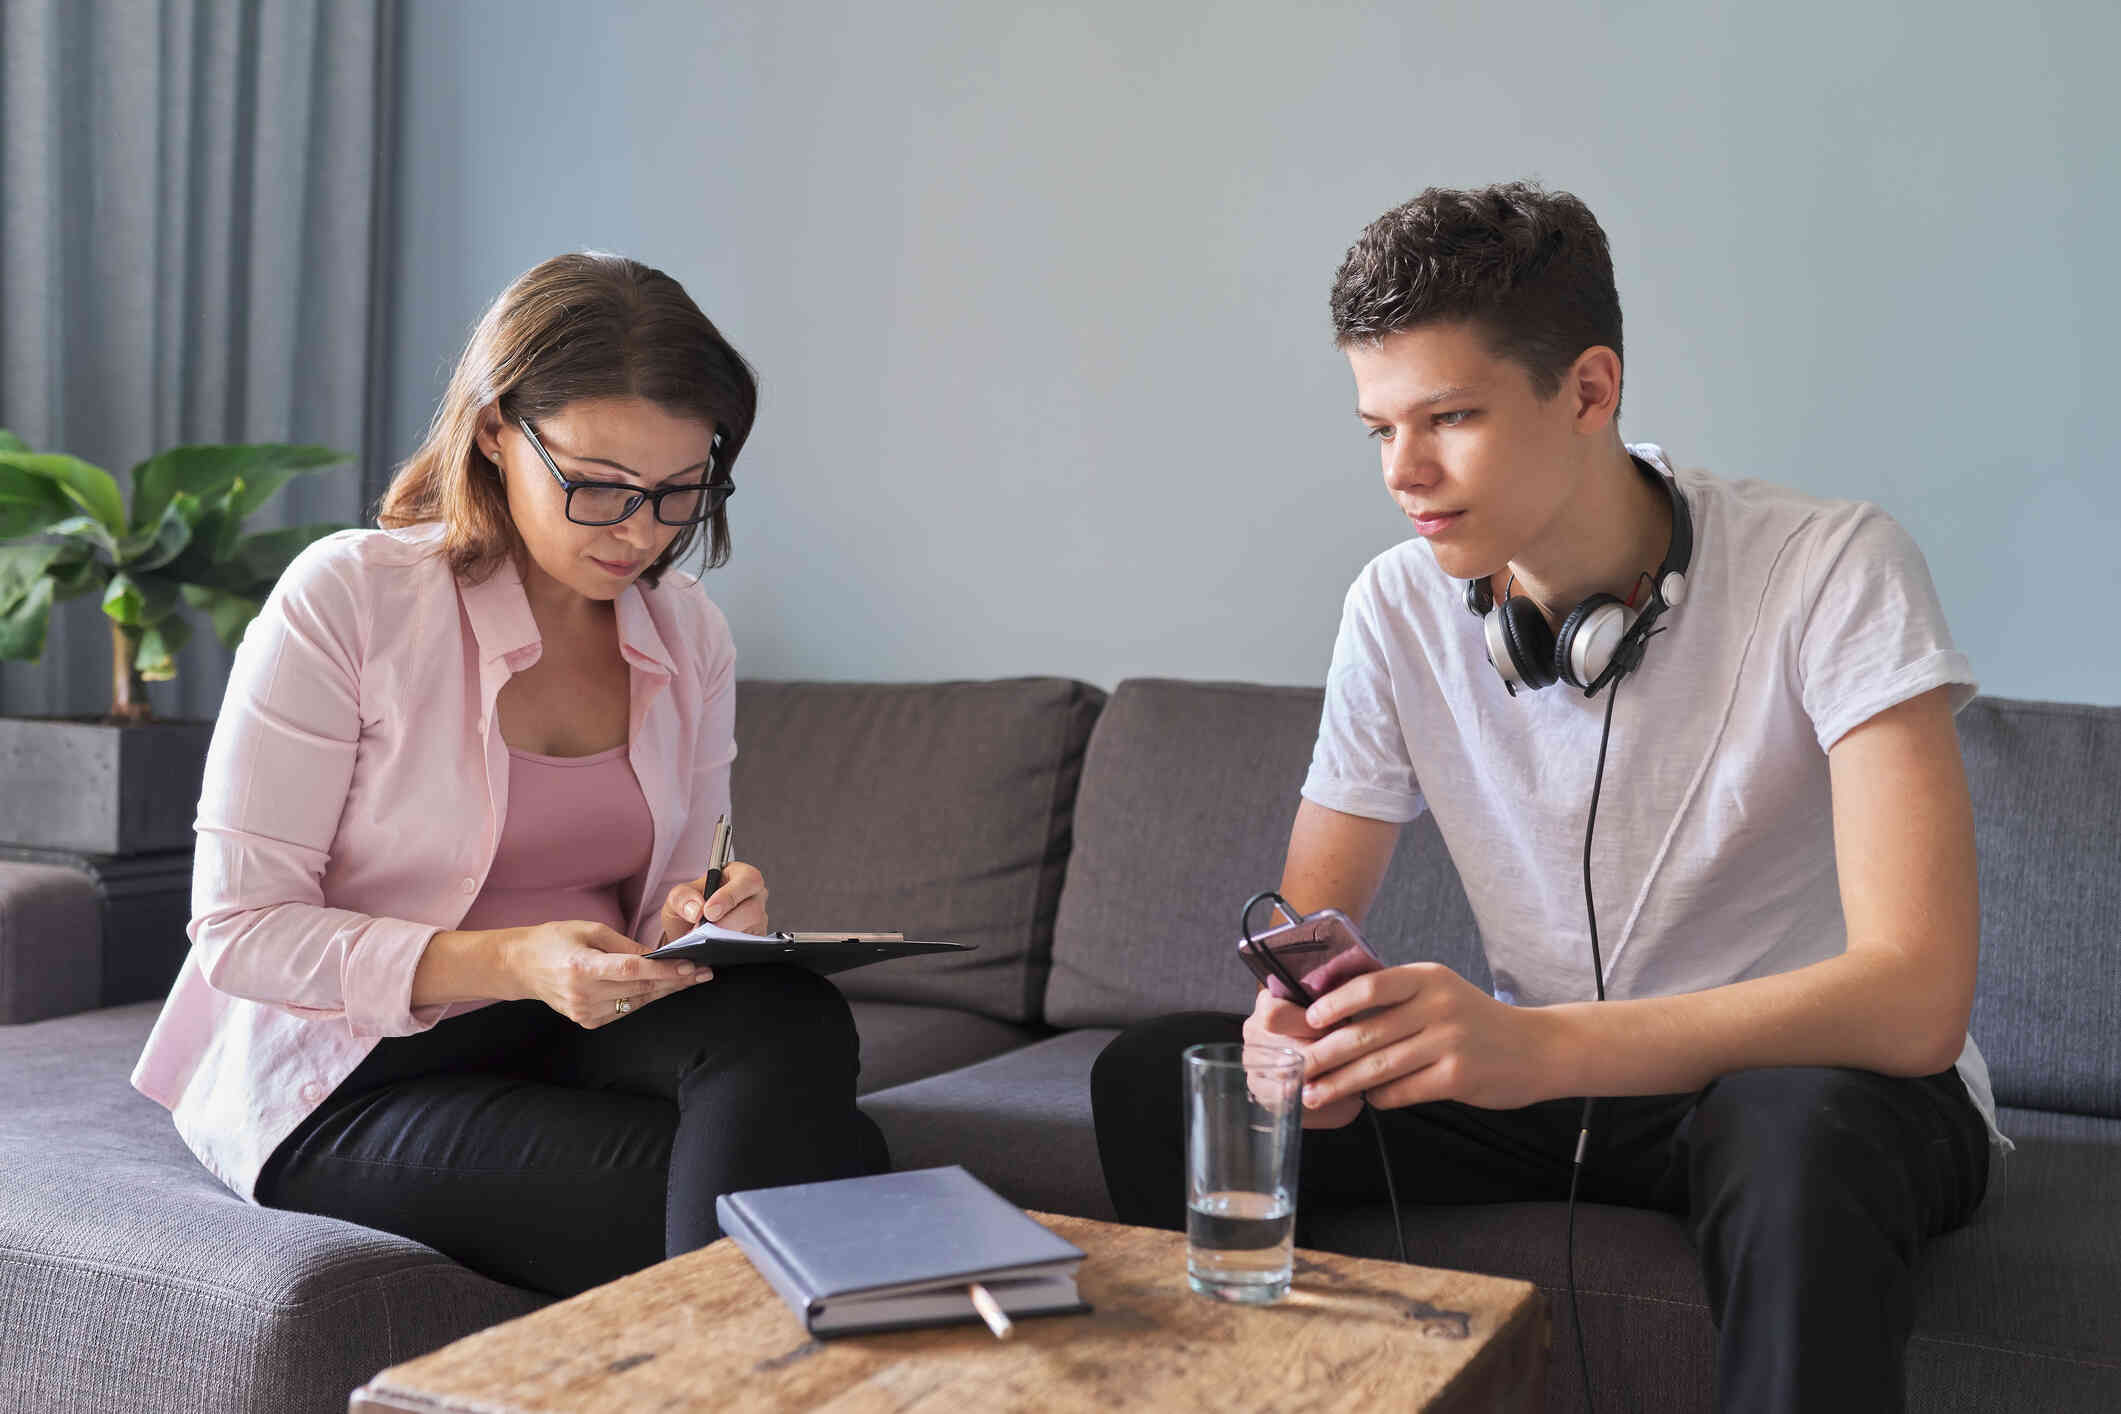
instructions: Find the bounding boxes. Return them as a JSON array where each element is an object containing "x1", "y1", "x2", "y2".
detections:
[
  {"x1": 1024, "y1": 683, "x2": 1092, "y2": 1023},
  {"x1": 1531, "y1": 1280, "x2": 2117, "y2": 1369},
  {"x1": 0, "y1": 1247, "x2": 534, "y2": 1316},
  {"x1": 1904, "y1": 1330, "x2": 2121, "y2": 1370}
]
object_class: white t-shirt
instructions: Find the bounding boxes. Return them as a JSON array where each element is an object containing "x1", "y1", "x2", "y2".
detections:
[{"x1": 1302, "y1": 444, "x2": 2007, "y2": 1148}]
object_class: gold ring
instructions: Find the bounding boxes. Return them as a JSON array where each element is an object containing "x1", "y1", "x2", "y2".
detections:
[{"x1": 615, "y1": 997, "x2": 633, "y2": 1015}]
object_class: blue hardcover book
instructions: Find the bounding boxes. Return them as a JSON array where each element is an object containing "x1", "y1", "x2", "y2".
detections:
[{"x1": 715, "y1": 1166, "x2": 1090, "y2": 1337}]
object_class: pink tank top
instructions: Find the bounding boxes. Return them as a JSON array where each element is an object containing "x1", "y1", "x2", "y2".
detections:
[{"x1": 456, "y1": 744, "x2": 655, "y2": 935}]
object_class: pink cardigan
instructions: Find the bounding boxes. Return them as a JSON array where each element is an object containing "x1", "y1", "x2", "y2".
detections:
[{"x1": 130, "y1": 522, "x2": 736, "y2": 1200}]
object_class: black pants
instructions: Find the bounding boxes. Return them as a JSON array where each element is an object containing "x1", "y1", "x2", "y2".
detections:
[
  {"x1": 1091, "y1": 1012, "x2": 1991, "y2": 1414},
  {"x1": 257, "y1": 964, "x2": 890, "y2": 1298}
]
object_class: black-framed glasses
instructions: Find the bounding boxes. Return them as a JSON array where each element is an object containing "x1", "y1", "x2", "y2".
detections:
[{"x1": 516, "y1": 416, "x2": 734, "y2": 527}]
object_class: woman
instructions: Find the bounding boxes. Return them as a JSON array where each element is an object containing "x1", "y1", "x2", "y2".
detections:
[{"x1": 131, "y1": 252, "x2": 889, "y2": 1297}]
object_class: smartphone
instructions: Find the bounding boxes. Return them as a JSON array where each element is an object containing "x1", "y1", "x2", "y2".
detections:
[{"x1": 1235, "y1": 906, "x2": 1386, "y2": 1008}]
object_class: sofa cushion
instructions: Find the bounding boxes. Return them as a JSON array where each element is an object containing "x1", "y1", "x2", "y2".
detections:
[
  {"x1": 848, "y1": 999, "x2": 1045, "y2": 1095},
  {"x1": 0, "y1": 1004, "x2": 549, "y2": 1414},
  {"x1": 1957, "y1": 697, "x2": 2121, "y2": 1118},
  {"x1": 1043, "y1": 679, "x2": 1486, "y2": 1028},
  {"x1": 1917, "y1": 1107, "x2": 2121, "y2": 1382},
  {"x1": 733, "y1": 678, "x2": 1104, "y2": 1024},
  {"x1": 859, "y1": 1028, "x2": 1123, "y2": 1221}
]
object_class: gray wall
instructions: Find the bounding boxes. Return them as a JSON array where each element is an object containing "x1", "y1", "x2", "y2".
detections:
[{"x1": 392, "y1": 1, "x2": 2119, "y2": 705}]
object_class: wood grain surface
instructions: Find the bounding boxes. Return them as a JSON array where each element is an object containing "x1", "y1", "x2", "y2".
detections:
[{"x1": 350, "y1": 1212, "x2": 1546, "y2": 1413}]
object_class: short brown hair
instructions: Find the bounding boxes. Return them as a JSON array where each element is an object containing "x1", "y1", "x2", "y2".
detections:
[
  {"x1": 1329, "y1": 182, "x2": 1623, "y2": 410},
  {"x1": 380, "y1": 252, "x2": 758, "y2": 586}
]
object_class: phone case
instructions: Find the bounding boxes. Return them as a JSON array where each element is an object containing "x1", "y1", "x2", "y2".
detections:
[{"x1": 1236, "y1": 907, "x2": 1384, "y2": 1006}]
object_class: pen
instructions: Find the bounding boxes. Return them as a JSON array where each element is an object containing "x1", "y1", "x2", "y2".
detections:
[
  {"x1": 967, "y1": 1282, "x2": 1013, "y2": 1340},
  {"x1": 702, "y1": 815, "x2": 733, "y2": 900}
]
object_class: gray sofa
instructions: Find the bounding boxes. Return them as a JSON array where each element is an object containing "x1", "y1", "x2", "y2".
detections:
[{"x1": 2, "y1": 677, "x2": 2116, "y2": 1412}]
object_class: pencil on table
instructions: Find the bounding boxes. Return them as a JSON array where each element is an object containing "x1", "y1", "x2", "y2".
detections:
[{"x1": 967, "y1": 1282, "x2": 1013, "y2": 1340}]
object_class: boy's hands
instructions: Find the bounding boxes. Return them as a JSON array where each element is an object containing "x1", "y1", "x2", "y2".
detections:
[
  {"x1": 1243, "y1": 989, "x2": 1364, "y2": 1129},
  {"x1": 1296, "y1": 962, "x2": 1565, "y2": 1113},
  {"x1": 660, "y1": 861, "x2": 769, "y2": 945}
]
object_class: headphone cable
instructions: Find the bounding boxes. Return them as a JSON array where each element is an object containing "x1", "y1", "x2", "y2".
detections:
[
  {"x1": 1568, "y1": 673, "x2": 1621, "y2": 1414},
  {"x1": 1364, "y1": 1101, "x2": 1408, "y2": 1265},
  {"x1": 1248, "y1": 651, "x2": 1625, "y2": 1366}
]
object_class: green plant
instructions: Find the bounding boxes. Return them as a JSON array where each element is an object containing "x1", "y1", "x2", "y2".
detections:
[{"x1": 0, "y1": 428, "x2": 354, "y2": 723}]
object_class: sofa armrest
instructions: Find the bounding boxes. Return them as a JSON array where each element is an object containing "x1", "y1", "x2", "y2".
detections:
[{"x1": 0, "y1": 861, "x2": 102, "y2": 1024}]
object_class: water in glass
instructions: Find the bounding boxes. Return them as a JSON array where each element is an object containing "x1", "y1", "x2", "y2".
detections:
[{"x1": 1187, "y1": 1188, "x2": 1295, "y2": 1301}]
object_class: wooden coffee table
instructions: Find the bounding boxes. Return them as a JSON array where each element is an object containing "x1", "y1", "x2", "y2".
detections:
[{"x1": 350, "y1": 1212, "x2": 1546, "y2": 1412}]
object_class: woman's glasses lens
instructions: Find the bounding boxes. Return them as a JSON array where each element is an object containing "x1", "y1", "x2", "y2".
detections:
[
  {"x1": 568, "y1": 487, "x2": 643, "y2": 525},
  {"x1": 654, "y1": 486, "x2": 707, "y2": 524},
  {"x1": 565, "y1": 484, "x2": 728, "y2": 526}
]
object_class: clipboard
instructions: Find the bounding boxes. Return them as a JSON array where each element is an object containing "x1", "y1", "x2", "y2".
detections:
[{"x1": 644, "y1": 920, "x2": 973, "y2": 977}]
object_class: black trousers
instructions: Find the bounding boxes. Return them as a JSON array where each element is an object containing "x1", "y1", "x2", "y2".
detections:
[
  {"x1": 257, "y1": 964, "x2": 890, "y2": 1298},
  {"x1": 1091, "y1": 1012, "x2": 1991, "y2": 1414}
]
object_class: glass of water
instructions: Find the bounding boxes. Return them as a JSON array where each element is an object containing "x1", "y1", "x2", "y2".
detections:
[{"x1": 1182, "y1": 1041, "x2": 1305, "y2": 1303}]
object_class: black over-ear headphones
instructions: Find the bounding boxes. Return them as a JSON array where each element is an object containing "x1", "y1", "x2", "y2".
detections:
[{"x1": 1462, "y1": 455, "x2": 1694, "y2": 698}]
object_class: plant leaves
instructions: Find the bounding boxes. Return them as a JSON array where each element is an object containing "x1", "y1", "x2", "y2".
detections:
[
  {"x1": 102, "y1": 571, "x2": 183, "y2": 628},
  {"x1": 0, "y1": 429, "x2": 29, "y2": 454},
  {"x1": 0, "y1": 574, "x2": 55, "y2": 661},
  {"x1": 0, "y1": 463, "x2": 76, "y2": 540},
  {"x1": 0, "y1": 451, "x2": 126, "y2": 534},
  {"x1": 0, "y1": 544, "x2": 64, "y2": 614},
  {"x1": 44, "y1": 513, "x2": 122, "y2": 563},
  {"x1": 134, "y1": 615, "x2": 193, "y2": 682},
  {"x1": 158, "y1": 481, "x2": 248, "y2": 587},
  {"x1": 180, "y1": 583, "x2": 263, "y2": 650},
  {"x1": 116, "y1": 491, "x2": 197, "y2": 572},
  {"x1": 48, "y1": 550, "x2": 109, "y2": 601},
  {"x1": 128, "y1": 443, "x2": 350, "y2": 534}
]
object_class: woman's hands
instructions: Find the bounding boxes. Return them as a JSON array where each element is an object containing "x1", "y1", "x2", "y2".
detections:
[
  {"x1": 1249, "y1": 962, "x2": 1569, "y2": 1120},
  {"x1": 659, "y1": 861, "x2": 769, "y2": 944},
  {"x1": 501, "y1": 920, "x2": 712, "y2": 1030},
  {"x1": 462, "y1": 864, "x2": 769, "y2": 1031}
]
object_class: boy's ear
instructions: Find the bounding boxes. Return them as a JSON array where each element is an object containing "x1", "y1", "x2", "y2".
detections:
[{"x1": 1570, "y1": 345, "x2": 1623, "y2": 431}]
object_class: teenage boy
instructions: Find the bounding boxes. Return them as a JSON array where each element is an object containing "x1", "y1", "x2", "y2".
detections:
[{"x1": 1090, "y1": 182, "x2": 2004, "y2": 1414}]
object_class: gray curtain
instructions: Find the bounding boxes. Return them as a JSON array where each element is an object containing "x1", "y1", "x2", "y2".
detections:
[{"x1": 0, "y1": 0, "x2": 397, "y2": 721}]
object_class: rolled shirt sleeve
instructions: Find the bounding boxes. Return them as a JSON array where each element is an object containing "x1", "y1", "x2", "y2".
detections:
[
  {"x1": 1302, "y1": 571, "x2": 1427, "y2": 824},
  {"x1": 1795, "y1": 505, "x2": 1978, "y2": 753}
]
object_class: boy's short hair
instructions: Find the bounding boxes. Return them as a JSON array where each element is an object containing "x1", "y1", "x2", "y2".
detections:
[{"x1": 1330, "y1": 182, "x2": 1623, "y2": 409}]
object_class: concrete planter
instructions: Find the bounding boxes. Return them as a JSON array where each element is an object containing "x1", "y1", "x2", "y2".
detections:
[{"x1": 0, "y1": 718, "x2": 214, "y2": 854}]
